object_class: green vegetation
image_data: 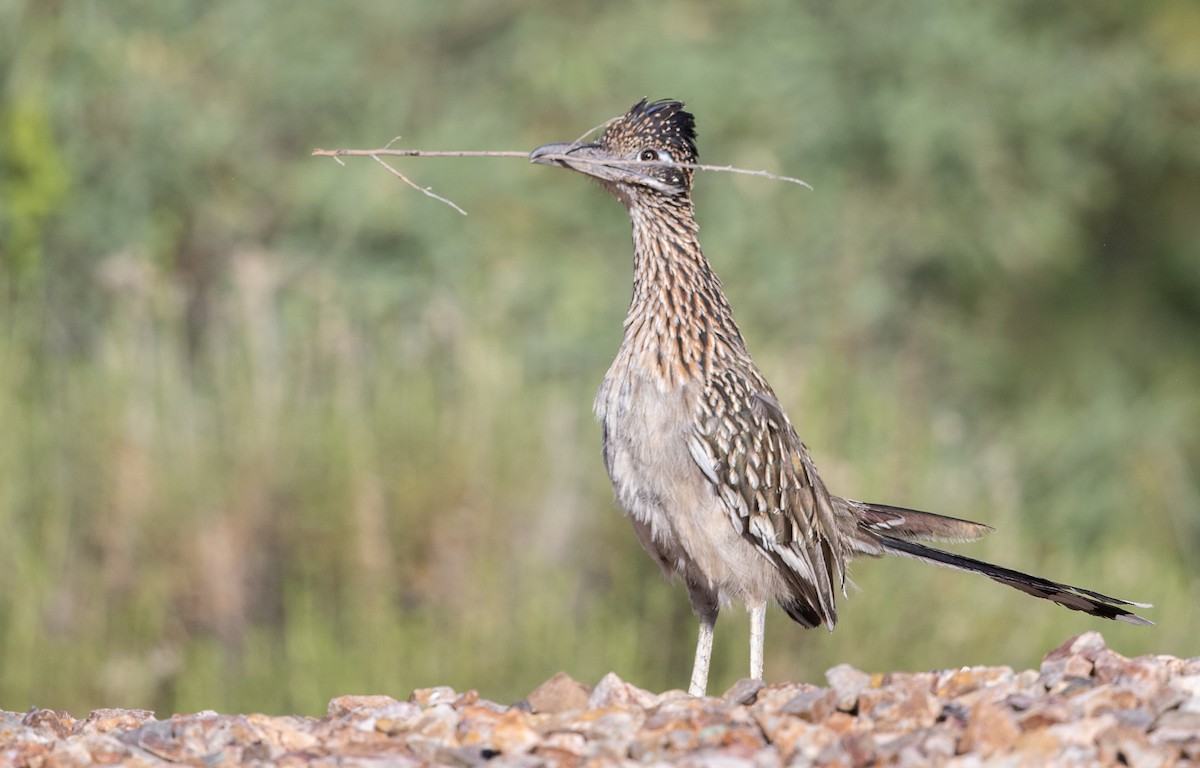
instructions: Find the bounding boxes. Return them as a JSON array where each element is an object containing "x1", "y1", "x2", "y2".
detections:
[{"x1": 2, "y1": 1, "x2": 1197, "y2": 716}]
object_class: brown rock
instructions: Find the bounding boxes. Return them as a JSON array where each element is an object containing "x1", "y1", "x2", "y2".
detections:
[
  {"x1": 1014, "y1": 696, "x2": 1073, "y2": 730},
  {"x1": 1040, "y1": 654, "x2": 1096, "y2": 692},
  {"x1": 1097, "y1": 726, "x2": 1172, "y2": 768},
  {"x1": 914, "y1": 728, "x2": 959, "y2": 763},
  {"x1": 1013, "y1": 726, "x2": 1064, "y2": 762},
  {"x1": 753, "y1": 710, "x2": 836, "y2": 762},
  {"x1": 20, "y1": 708, "x2": 76, "y2": 738},
  {"x1": 859, "y1": 672, "x2": 940, "y2": 733},
  {"x1": 526, "y1": 672, "x2": 591, "y2": 714},
  {"x1": 81, "y1": 736, "x2": 136, "y2": 765},
  {"x1": 587, "y1": 672, "x2": 659, "y2": 709},
  {"x1": 536, "y1": 730, "x2": 587, "y2": 757},
  {"x1": 531, "y1": 744, "x2": 585, "y2": 768},
  {"x1": 4, "y1": 634, "x2": 1198, "y2": 766},
  {"x1": 1172, "y1": 674, "x2": 1200, "y2": 702},
  {"x1": 1149, "y1": 709, "x2": 1200, "y2": 746},
  {"x1": 1091, "y1": 646, "x2": 1132, "y2": 684},
  {"x1": 409, "y1": 686, "x2": 458, "y2": 708},
  {"x1": 1048, "y1": 632, "x2": 1111, "y2": 662},
  {"x1": 935, "y1": 665, "x2": 1014, "y2": 701},
  {"x1": 722, "y1": 677, "x2": 765, "y2": 705},
  {"x1": 741, "y1": 683, "x2": 808, "y2": 727},
  {"x1": 458, "y1": 707, "x2": 539, "y2": 756},
  {"x1": 405, "y1": 702, "x2": 462, "y2": 761},
  {"x1": 371, "y1": 702, "x2": 425, "y2": 735},
  {"x1": 1047, "y1": 712, "x2": 1119, "y2": 754},
  {"x1": 1040, "y1": 632, "x2": 1113, "y2": 692},
  {"x1": 779, "y1": 686, "x2": 836, "y2": 723},
  {"x1": 958, "y1": 699, "x2": 1020, "y2": 757},
  {"x1": 1147, "y1": 685, "x2": 1188, "y2": 718},
  {"x1": 244, "y1": 713, "x2": 320, "y2": 753},
  {"x1": 1067, "y1": 684, "x2": 1141, "y2": 719},
  {"x1": 631, "y1": 699, "x2": 765, "y2": 761},
  {"x1": 78, "y1": 708, "x2": 155, "y2": 735},
  {"x1": 826, "y1": 663, "x2": 872, "y2": 712},
  {"x1": 816, "y1": 732, "x2": 876, "y2": 767},
  {"x1": 544, "y1": 705, "x2": 645, "y2": 743},
  {"x1": 327, "y1": 694, "x2": 402, "y2": 718},
  {"x1": 825, "y1": 710, "x2": 858, "y2": 734}
]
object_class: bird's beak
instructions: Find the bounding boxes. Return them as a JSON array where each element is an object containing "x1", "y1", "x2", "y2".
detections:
[
  {"x1": 529, "y1": 141, "x2": 610, "y2": 176},
  {"x1": 529, "y1": 142, "x2": 583, "y2": 167},
  {"x1": 529, "y1": 141, "x2": 684, "y2": 195}
]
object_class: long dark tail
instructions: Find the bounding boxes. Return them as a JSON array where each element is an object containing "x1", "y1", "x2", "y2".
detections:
[
  {"x1": 847, "y1": 500, "x2": 1153, "y2": 626},
  {"x1": 877, "y1": 533, "x2": 1153, "y2": 626}
]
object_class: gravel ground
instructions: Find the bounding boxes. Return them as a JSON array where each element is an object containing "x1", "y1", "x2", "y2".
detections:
[{"x1": 3, "y1": 632, "x2": 1197, "y2": 767}]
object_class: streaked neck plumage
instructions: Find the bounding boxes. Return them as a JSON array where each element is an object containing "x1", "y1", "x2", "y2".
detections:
[{"x1": 620, "y1": 196, "x2": 745, "y2": 387}]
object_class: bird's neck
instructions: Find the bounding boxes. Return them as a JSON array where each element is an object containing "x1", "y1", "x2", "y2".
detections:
[{"x1": 621, "y1": 198, "x2": 745, "y2": 382}]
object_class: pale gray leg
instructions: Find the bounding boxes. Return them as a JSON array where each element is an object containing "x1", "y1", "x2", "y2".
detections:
[
  {"x1": 688, "y1": 609, "x2": 717, "y2": 696},
  {"x1": 749, "y1": 601, "x2": 766, "y2": 680}
]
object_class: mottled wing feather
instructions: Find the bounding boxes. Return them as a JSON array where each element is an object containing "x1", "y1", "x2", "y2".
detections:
[{"x1": 689, "y1": 370, "x2": 847, "y2": 627}]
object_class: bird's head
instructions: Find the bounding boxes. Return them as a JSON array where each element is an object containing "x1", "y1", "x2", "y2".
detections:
[{"x1": 530, "y1": 99, "x2": 698, "y2": 202}]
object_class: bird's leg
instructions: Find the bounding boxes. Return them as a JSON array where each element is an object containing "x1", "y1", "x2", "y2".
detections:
[
  {"x1": 749, "y1": 601, "x2": 766, "y2": 680},
  {"x1": 688, "y1": 609, "x2": 718, "y2": 696}
]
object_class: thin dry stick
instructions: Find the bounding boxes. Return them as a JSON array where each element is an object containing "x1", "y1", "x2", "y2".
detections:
[
  {"x1": 368, "y1": 153, "x2": 468, "y2": 216},
  {"x1": 312, "y1": 147, "x2": 812, "y2": 215}
]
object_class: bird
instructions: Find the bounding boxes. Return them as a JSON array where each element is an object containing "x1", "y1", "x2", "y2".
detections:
[{"x1": 529, "y1": 98, "x2": 1151, "y2": 697}]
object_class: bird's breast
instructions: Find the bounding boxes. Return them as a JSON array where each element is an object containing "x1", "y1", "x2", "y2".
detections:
[{"x1": 594, "y1": 339, "x2": 787, "y2": 602}]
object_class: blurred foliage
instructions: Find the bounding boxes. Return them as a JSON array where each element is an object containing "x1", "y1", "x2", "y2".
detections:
[{"x1": 1, "y1": 0, "x2": 1198, "y2": 716}]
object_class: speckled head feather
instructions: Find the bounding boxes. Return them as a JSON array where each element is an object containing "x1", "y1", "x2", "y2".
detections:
[{"x1": 601, "y1": 99, "x2": 698, "y2": 165}]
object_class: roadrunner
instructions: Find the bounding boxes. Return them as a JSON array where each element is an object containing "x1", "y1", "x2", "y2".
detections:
[{"x1": 529, "y1": 99, "x2": 1151, "y2": 697}]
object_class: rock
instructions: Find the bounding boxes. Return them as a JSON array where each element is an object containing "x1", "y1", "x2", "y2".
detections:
[
  {"x1": 409, "y1": 686, "x2": 459, "y2": 708},
  {"x1": 78, "y1": 708, "x2": 155, "y2": 735},
  {"x1": 587, "y1": 672, "x2": 659, "y2": 709},
  {"x1": 20, "y1": 708, "x2": 76, "y2": 739},
  {"x1": 548, "y1": 705, "x2": 644, "y2": 745},
  {"x1": 753, "y1": 705, "x2": 832, "y2": 762},
  {"x1": 858, "y1": 672, "x2": 939, "y2": 733},
  {"x1": 935, "y1": 665, "x2": 1013, "y2": 704},
  {"x1": 327, "y1": 694, "x2": 402, "y2": 718},
  {"x1": 525, "y1": 672, "x2": 591, "y2": 714},
  {"x1": 825, "y1": 663, "x2": 872, "y2": 712},
  {"x1": 1013, "y1": 696, "x2": 1073, "y2": 730},
  {"x1": 458, "y1": 707, "x2": 539, "y2": 755},
  {"x1": 1039, "y1": 632, "x2": 1115, "y2": 692},
  {"x1": 631, "y1": 697, "x2": 765, "y2": 762},
  {"x1": 1049, "y1": 712, "x2": 1119, "y2": 755},
  {"x1": 722, "y1": 678, "x2": 766, "y2": 706},
  {"x1": 0, "y1": 633, "x2": 1194, "y2": 766},
  {"x1": 1149, "y1": 709, "x2": 1200, "y2": 746},
  {"x1": 957, "y1": 699, "x2": 1020, "y2": 757},
  {"x1": 778, "y1": 687, "x2": 836, "y2": 723},
  {"x1": 816, "y1": 732, "x2": 876, "y2": 767}
]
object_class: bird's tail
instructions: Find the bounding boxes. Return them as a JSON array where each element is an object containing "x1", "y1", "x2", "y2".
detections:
[
  {"x1": 876, "y1": 532, "x2": 1153, "y2": 626},
  {"x1": 846, "y1": 500, "x2": 1153, "y2": 626},
  {"x1": 852, "y1": 502, "x2": 996, "y2": 543}
]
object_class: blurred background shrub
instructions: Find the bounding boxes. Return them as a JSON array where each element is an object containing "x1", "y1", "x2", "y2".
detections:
[{"x1": 1, "y1": 0, "x2": 1197, "y2": 715}]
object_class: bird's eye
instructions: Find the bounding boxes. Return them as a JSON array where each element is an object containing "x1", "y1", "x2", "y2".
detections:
[{"x1": 639, "y1": 149, "x2": 660, "y2": 162}]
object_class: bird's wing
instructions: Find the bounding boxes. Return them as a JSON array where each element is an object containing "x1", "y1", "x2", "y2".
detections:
[{"x1": 688, "y1": 369, "x2": 847, "y2": 627}]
